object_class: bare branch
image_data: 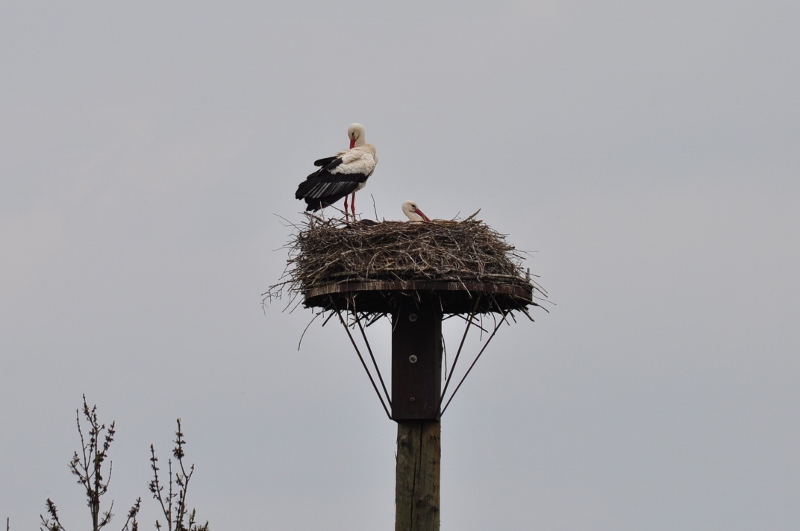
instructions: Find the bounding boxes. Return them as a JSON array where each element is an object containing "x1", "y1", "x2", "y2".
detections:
[
  {"x1": 42, "y1": 397, "x2": 140, "y2": 531},
  {"x1": 149, "y1": 420, "x2": 209, "y2": 531}
]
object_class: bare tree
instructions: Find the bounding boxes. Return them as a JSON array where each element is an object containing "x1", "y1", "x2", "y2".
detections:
[
  {"x1": 40, "y1": 395, "x2": 141, "y2": 531},
  {"x1": 148, "y1": 419, "x2": 209, "y2": 531}
]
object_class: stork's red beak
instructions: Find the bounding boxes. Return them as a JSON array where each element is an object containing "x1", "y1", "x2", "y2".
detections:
[
  {"x1": 416, "y1": 209, "x2": 431, "y2": 222},
  {"x1": 349, "y1": 138, "x2": 356, "y2": 149}
]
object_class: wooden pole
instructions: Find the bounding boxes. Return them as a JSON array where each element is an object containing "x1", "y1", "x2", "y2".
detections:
[
  {"x1": 391, "y1": 299, "x2": 442, "y2": 420},
  {"x1": 395, "y1": 420, "x2": 441, "y2": 531},
  {"x1": 392, "y1": 298, "x2": 442, "y2": 530}
]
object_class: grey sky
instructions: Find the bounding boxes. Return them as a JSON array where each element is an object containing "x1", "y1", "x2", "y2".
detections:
[{"x1": 2, "y1": 1, "x2": 799, "y2": 529}]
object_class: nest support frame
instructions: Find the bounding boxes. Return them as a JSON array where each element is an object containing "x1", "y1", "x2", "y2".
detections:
[{"x1": 306, "y1": 282, "x2": 538, "y2": 421}]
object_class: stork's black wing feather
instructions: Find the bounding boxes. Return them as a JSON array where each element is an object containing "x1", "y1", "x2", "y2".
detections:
[
  {"x1": 313, "y1": 156, "x2": 339, "y2": 167},
  {"x1": 295, "y1": 170, "x2": 369, "y2": 211}
]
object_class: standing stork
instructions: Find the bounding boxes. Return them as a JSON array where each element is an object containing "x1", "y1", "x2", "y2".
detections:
[
  {"x1": 295, "y1": 123, "x2": 377, "y2": 221},
  {"x1": 401, "y1": 200, "x2": 431, "y2": 222}
]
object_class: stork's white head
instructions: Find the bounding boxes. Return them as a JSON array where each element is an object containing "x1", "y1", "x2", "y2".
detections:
[
  {"x1": 348, "y1": 123, "x2": 366, "y2": 149},
  {"x1": 402, "y1": 200, "x2": 431, "y2": 222}
]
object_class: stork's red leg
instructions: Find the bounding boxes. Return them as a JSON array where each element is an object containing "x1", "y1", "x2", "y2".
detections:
[
  {"x1": 343, "y1": 195, "x2": 350, "y2": 221},
  {"x1": 351, "y1": 192, "x2": 356, "y2": 218}
]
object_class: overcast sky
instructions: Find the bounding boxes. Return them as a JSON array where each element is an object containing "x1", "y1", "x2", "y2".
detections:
[{"x1": 2, "y1": 1, "x2": 799, "y2": 529}]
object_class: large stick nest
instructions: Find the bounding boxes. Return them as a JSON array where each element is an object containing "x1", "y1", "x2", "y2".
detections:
[{"x1": 266, "y1": 214, "x2": 547, "y2": 315}]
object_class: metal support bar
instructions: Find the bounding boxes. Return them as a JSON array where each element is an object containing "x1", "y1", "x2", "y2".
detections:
[
  {"x1": 354, "y1": 311, "x2": 392, "y2": 408},
  {"x1": 440, "y1": 310, "x2": 509, "y2": 416},
  {"x1": 438, "y1": 297, "x2": 481, "y2": 408},
  {"x1": 333, "y1": 306, "x2": 392, "y2": 419}
]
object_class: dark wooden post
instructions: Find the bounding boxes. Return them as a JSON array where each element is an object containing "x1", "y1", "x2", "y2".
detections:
[
  {"x1": 395, "y1": 421, "x2": 440, "y2": 530},
  {"x1": 392, "y1": 298, "x2": 442, "y2": 530}
]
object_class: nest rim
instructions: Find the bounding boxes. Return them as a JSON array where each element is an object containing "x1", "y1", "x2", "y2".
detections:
[{"x1": 303, "y1": 279, "x2": 536, "y2": 315}]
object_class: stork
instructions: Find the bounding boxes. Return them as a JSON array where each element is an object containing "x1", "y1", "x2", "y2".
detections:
[
  {"x1": 295, "y1": 123, "x2": 377, "y2": 221},
  {"x1": 401, "y1": 200, "x2": 431, "y2": 222}
]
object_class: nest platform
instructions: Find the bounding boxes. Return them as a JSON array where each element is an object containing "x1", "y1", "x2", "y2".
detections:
[{"x1": 269, "y1": 216, "x2": 545, "y2": 316}]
